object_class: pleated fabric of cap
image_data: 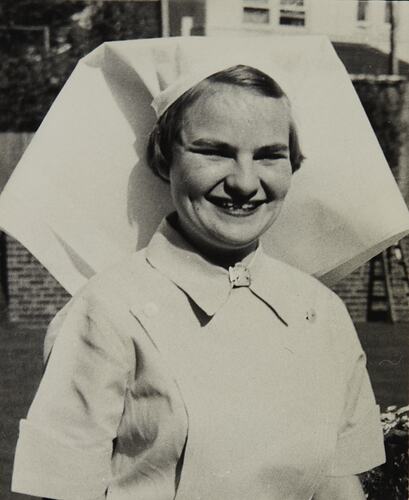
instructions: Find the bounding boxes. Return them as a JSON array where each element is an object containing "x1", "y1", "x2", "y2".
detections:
[{"x1": 0, "y1": 35, "x2": 408, "y2": 295}]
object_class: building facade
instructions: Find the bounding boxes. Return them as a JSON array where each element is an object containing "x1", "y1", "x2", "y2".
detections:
[{"x1": 206, "y1": 0, "x2": 409, "y2": 64}]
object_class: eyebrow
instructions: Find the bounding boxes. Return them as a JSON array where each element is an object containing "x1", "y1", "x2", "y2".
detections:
[
  {"x1": 189, "y1": 139, "x2": 235, "y2": 151},
  {"x1": 255, "y1": 144, "x2": 289, "y2": 156},
  {"x1": 189, "y1": 139, "x2": 289, "y2": 155}
]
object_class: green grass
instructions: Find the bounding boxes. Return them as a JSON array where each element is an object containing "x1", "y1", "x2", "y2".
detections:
[{"x1": 0, "y1": 320, "x2": 408, "y2": 499}]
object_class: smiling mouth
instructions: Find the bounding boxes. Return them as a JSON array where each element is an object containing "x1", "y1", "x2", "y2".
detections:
[{"x1": 206, "y1": 196, "x2": 265, "y2": 214}]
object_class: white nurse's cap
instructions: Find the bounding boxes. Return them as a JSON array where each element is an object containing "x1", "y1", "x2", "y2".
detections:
[{"x1": 0, "y1": 36, "x2": 408, "y2": 294}]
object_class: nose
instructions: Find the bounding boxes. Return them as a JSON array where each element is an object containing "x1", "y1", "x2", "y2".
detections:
[{"x1": 224, "y1": 154, "x2": 259, "y2": 200}]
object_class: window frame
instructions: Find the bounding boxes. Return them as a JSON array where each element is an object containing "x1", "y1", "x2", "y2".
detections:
[
  {"x1": 241, "y1": 0, "x2": 308, "y2": 30},
  {"x1": 278, "y1": 0, "x2": 307, "y2": 28},
  {"x1": 242, "y1": 0, "x2": 273, "y2": 29}
]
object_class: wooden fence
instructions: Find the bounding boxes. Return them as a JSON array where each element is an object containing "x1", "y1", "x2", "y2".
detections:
[{"x1": 0, "y1": 132, "x2": 33, "y2": 193}]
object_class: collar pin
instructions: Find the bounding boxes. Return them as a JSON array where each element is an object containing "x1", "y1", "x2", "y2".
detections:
[{"x1": 229, "y1": 263, "x2": 251, "y2": 288}]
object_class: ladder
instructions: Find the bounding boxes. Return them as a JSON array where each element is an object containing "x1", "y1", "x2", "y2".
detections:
[{"x1": 367, "y1": 241, "x2": 409, "y2": 322}]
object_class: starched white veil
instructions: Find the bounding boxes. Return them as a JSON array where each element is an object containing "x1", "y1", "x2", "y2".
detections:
[{"x1": 0, "y1": 36, "x2": 408, "y2": 294}]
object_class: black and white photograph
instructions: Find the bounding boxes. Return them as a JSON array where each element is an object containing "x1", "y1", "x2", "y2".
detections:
[{"x1": 0, "y1": 1, "x2": 409, "y2": 499}]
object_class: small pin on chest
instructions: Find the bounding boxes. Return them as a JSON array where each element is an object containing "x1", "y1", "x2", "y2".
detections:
[{"x1": 305, "y1": 308, "x2": 317, "y2": 322}]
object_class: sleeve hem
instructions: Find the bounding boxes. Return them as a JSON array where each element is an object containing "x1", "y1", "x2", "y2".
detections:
[
  {"x1": 327, "y1": 405, "x2": 386, "y2": 477},
  {"x1": 12, "y1": 419, "x2": 112, "y2": 499}
]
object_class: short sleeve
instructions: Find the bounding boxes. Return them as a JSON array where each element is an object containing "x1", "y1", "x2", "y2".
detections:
[
  {"x1": 328, "y1": 298, "x2": 385, "y2": 476},
  {"x1": 12, "y1": 290, "x2": 132, "y2": 500}
]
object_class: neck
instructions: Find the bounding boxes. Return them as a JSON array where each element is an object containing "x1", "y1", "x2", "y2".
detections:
[
  {"x1": 168, "y1": 213, "x2": 258, "y2": 269},
  {"x1": 191, "y1": 241, "x2": 257, "y2": 269}
]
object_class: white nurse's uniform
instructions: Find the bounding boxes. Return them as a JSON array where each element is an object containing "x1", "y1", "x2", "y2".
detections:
[{"x1": 13, "y1": 218, "x2": 385, "y2": 500}]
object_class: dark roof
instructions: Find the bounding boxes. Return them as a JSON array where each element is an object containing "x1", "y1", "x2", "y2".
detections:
[{"x1": 332, "y1": 41, "x2": 409, "y2": 76}]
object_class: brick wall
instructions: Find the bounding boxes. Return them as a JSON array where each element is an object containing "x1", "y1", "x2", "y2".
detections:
[
  {"x1": 5, "y1": 236, "x2": 70, "y2": 326},
  {"x1": 332, "y1": 263, "x2": 370, "y2": 323}
]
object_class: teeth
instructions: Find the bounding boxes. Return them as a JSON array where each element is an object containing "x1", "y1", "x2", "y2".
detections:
[
  {"x1": 208, "y1": 197, "x2": 264, "y2": 211},
  {"x1": 221, "y1": 201, "x2": 258, "y2": 210}
]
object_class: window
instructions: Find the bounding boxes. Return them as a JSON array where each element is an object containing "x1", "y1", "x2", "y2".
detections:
[
  {"x1": 242, "y1": 0, "x2": 307, "y2": 28},
  {"x1": 279, "y1": 0, "x2": 306, "y2": 27},
  {"x1": 243, "y1": 7, "x2": 270, "y2": 24},
  {"x1": 242, "y1": 0, "x2": 270, "y2": 25},
  {"x1": 357, "y1": 0, "x2": 369, "y2": 22}
]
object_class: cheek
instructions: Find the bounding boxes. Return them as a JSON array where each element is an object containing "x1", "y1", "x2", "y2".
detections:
[
  {"x1": 264, "y1": 166, "x2": 292, "y2": 199},
  {"x1": 169, "y1": 169, "x2": 205, "y2": 207},
  {"x1": 170, "y1": 156, "x2": 224, "y2": 199},
  {"x1": 281, "y1": 173, "x2": 292, "y2": 196}
]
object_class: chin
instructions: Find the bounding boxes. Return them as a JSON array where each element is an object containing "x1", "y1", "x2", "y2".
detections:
[
  {"x1": 208, "y1": 232, "x2": 260, "y2": 252},
  {"x1": 214, "y1": 224, "x2": 269, "y2": 247}
]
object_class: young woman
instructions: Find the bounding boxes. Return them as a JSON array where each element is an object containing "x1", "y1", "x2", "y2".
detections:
[{"x1": 11, "y1": 63, "x2": 384, "y2": 500}]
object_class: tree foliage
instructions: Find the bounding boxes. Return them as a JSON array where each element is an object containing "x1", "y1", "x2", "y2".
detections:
[
  {"x1": 0, "y1": 1, "x2": 161, "y2": 131},
  {"x1": 361, "y1": 406, "x2": 409, "y2": 499}
]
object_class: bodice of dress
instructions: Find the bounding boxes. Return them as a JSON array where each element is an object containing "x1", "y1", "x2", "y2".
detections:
[{"x1": 129, "y1": 288, "x2": 333, "y2": 500}]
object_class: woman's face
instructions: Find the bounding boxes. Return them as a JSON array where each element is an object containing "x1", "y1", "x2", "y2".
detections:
[{"x1": 168, "y1": 83, "x2": 293, "y2": 260}]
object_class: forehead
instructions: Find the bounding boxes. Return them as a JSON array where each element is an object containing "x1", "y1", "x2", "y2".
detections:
[{"x1": 182, "y1": 83, "x2": 291, "y2": 147}]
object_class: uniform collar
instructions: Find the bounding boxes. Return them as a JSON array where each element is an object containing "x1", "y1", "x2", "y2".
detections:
[{"x1": 146, "y1": 217, "x2": 290, "y2": 325}]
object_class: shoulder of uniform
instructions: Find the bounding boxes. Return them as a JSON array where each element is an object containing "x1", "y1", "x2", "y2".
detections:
[
  {"x1": 262, "y1": 252, "x2": 342, "y2": 306},
  {"x1": 72, "y1": 249, "x2": 150, "y2": 307},
  {"x1": 44, "y1": 251, "x2": 150, "y2": 360}
]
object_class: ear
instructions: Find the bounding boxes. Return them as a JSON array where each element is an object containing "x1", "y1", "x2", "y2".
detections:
[
  {"x1": 147, "y1": 127, "x2": 171, "y2": 183},
  {"x1": 155, "y1": 157, "x2": 171, "y2": 183}
]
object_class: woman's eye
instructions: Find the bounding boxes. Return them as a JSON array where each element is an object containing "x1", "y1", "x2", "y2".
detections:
[
  {"x1": 254, "y1": 153, "x2": 288, "y2": 161},
  {"x1": 197, "y1": 149, "x2": 232, "y2": 158}
]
